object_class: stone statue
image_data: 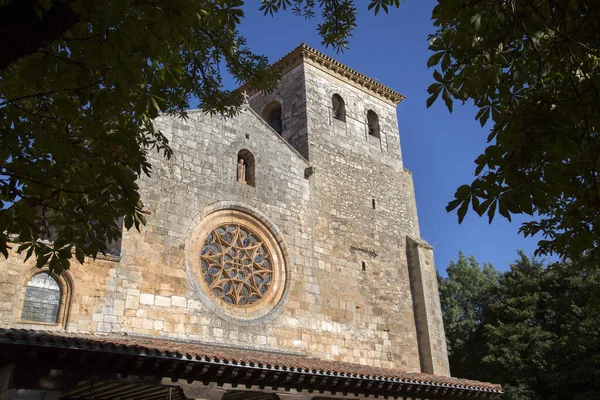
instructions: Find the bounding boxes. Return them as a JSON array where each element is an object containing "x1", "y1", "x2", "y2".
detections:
[{"x1": 237, "y1": 159, "x2": 246, "y2": 183}]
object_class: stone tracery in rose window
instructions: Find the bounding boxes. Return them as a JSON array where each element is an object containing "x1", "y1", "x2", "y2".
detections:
[{"x1": 200, "y1": 224, "x2": 273, "y2": 306}]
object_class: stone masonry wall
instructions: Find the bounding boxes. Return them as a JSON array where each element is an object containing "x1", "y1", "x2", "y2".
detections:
[
  {"x1": 0, "y1": 57, "x2": 450, "y2": 375},
  {"x1": 248, "y1": 64, "x2": 309, "y2": 159},
  {"x1": 0, "y1": 102, "x2": 425, "y2": 371},
  {"x1": 300, "y1": 64, "x2": 424, "y2": 372},
  {"x1": 0, "y1": 108, "x2": 312, "y2": 347}
]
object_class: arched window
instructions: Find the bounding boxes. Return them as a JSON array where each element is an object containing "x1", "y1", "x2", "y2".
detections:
[
  {"x1": 237, "y1": 149, "x2": 255, "y2": 187},
  {"x1": 332, "y1": 94, "x2": 346, "y2": 122},
  {"x1": 367, "y1": 110, "x2": 380, "y2": 138},
  {"x1": 262, "y1": 101, "x2": 283, "y2": 134},
  {"x1": 21, "y1": 273, "x2": 61, "y2": 323}
]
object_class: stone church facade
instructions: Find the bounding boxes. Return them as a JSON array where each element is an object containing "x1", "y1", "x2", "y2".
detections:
[{"x1": 0, "y1": 44, "x2": 501, "y2": 400}]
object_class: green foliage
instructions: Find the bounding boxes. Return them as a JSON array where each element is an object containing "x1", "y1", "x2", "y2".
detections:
[
  {"x1": 438, "y1": 253, "x2": 500, "y2": 377},
  {"x1": 260, "y1": 1, "x2": 402, "y2": 52},
  {"x1": 483, "y1": 254, "x2": 600, "y2": 399},
  {"x1": 0, "y1": 0, "x2": 280, "y2": 273},
  {"x1": 0, "y1": 0, "x2": 402, "y2": 273},
  {"x1": 428, "y1": 1, "x2": 600, "y2": 265},
  {"x1": 439, "y1": 252, "x2": 600, "y2": 400}
]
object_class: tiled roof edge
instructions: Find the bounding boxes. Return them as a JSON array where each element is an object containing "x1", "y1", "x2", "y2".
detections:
[{"x1": 0, "y1": 329, "x2": 502, "y2": 395}]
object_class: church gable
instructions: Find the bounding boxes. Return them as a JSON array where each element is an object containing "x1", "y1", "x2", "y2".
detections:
[{"x1": 139, "y1": 106, "x2": 311, "y2": 238}]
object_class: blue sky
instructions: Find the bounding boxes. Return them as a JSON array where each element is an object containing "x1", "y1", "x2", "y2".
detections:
[{"x1": 219, "y1": 1, "x2": 550, "y2": 273}]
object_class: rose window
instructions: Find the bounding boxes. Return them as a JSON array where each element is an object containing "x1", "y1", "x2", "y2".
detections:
[{"x1": 201, "y1": 224, "x2": 273, "y2": 306}]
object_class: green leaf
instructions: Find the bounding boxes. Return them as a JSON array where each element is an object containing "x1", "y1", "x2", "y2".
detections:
[
  {"x1": 426, "y1": 91, "x2": 440, "y2": 108},
  {"x1": 441, "y1": 53, "x2": 451, "y2": 71},
  {"x1": 429, "y1": 37, "x2": 444, "y2": 51},
  {"x1": 475, "y1": 199, "x2": 491, "y2": 217},
  {"x1": 37, "y1": 0, "x2": 53, "y2": 10},
  {"x1": 427, "y1": 51, "x2": 444, "y2": 68},
  {"x1": 498, "y1": 199, "x2": 511, "y2": 221},
  {"x1": 124, "y1": 214, "x2": 134, "y2": 230},
  {"x1": 474, "y1": 154, "x2": 487, "y2": 175},
  {"x1": 519, "y1": 194, "x2": 534, "y2": 215},
  {"x1": 480, "y1": 107, "x2": 491, "y2": 127},
  {"x1": 457, "y1": 197, "x2": 469, "y2": 224},
  {"x1": 442, "y1": 89, "x2": 453, "y2": 113},
  {"x1": 446, "y1": 198, "x2": 462, "y2": 212},
  {"x1": 455, "y1": 184, "x2": 471, "y2": 198},
  {"x1": 487, "y1": 200, "x2": 497, "y2": 224},
  {"x1": 471, "y1": 194, "x2": 481, "y2": 211},
  {"x1": 138, "y1": 212, "x2": 146, "y2": 226},
  {"x1": 475, "y1": 106, "x2": 491, "y2": 127},
  {"x1": 25, "y1": 246, "x2": 35, "y2": 262},
  {"x1": 427, "y1": 82, "x2": 442, "y2": 94},
  {"x1": 75, "y1": 246, "x2": 85, "y2": 264},
  {"x1": 33, "y1": 6, "x2": 43, "y2": 21},
  {"x1": 36, "y1": 253, "x2": 51, "y2": 269},
  {"x1": 17, "y1": 243, "x2": 32, "y2": 253}
]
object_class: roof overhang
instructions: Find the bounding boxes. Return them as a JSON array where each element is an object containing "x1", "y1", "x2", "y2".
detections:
[{"x1": 0, "y1": 329, "x2": 502, "y2": 400}]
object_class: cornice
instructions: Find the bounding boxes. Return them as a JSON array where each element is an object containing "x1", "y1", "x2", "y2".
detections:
[{"x1": 242, "y1": 43, "x2": 406, "y2": 106}]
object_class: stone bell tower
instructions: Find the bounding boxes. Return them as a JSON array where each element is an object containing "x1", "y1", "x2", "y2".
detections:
[{"x1": 247, "y1": 43, "x2": 450, "y2": 375}]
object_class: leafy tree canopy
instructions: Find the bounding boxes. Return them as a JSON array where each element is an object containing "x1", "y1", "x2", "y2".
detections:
[
  {"x1": 6, "y1": 0, "x2": 597, "y2": 272},
  {"x1": 439, "y1": 252, "x2": 600, "y2": 400},
  {"x1": 428, "y1": 1, "x2": 600, "y2": 265},
  {"x1": 0, "y1": 0, "x2": 402, "y2": 273},
  {"x1": 437, "y1": 252, "x2": 500, "y2": 377}
]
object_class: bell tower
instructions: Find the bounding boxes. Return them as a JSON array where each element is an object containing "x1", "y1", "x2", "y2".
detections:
[{"x1": 247, "y1": 43, "x2": 450, "y2": 375}]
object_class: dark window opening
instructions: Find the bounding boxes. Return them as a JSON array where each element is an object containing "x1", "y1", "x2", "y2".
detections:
[
  {"x1": 237, "y1": 149, "x2": 256, "y2": 187},
  {"x1": 362, "y1": 261, "x2": 367, "y2": 271},
  {"x1": 332, "y1": 94, "x2": 346, "y2": 122},
  {"x1": 262, "y1": 101, "x2": 283, "y2": 134},
  {"x1": 367, "y1": 110, "x2": 380, "y2": 138},
  {"x1": 372, "y1": 199, "x2": 376, "y2": 209}
]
